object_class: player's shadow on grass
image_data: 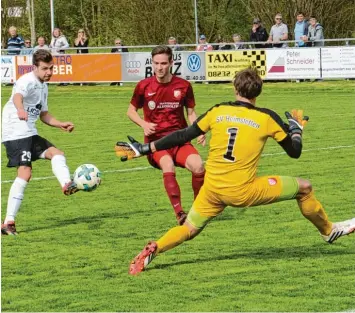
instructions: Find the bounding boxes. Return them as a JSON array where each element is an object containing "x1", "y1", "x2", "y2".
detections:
[
  {"x1": 150, "y1": 244, "x2": 353, "y2": 271},
  {"x1": 19, "y1": 210, "x2": 145, "y2": 233},
  {"x1": 19, "y1": 207, "x2": 172, "y2": 234}
]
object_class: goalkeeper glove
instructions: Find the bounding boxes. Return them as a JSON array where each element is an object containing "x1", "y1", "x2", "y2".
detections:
[
  {"x1": 115, "y1": 136, "x2": 151, "y2": 162},
  {"x1": 285, "y1": 109, "x2": 309, "y2": 136}
]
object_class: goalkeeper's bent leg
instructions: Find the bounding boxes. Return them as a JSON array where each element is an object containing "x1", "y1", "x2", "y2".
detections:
[{"x1": 297, "y1": 188, "x2": 332, "y2": 236}]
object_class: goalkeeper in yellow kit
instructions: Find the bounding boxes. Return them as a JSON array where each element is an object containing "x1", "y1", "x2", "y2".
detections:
[{"x1": 116, "y1": 68, "x2": 355, "y2": 275}]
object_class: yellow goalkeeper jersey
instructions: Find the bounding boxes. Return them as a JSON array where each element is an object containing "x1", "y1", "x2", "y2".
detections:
[{"x1": 196, "y1": 101, "x2": 288, "y2": 194}]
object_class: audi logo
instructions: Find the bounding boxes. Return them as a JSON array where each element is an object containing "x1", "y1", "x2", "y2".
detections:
[{"x1": 125, "y1": 61, "x2": 141, "y2": 68}]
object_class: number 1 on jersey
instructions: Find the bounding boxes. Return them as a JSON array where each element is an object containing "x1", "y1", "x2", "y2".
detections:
[{"x1": 223, "y1": 127, "x2": 238, "y2": 162}]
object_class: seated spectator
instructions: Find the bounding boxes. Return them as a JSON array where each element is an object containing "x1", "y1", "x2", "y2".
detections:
[
  {"x1": 267, "y1": 13, "x2": 288, "y2": 48},
  {"x1": 250, "y1": 18, "x2": 269, "y2": 48},
  {"x1": 294, "y1": 12, "x2": 309, "y2": 47},
  {"x1": 196, "y1": 34, "x2": 213, "y2": 51},
  {"x1": 111, "y1": 38, "x2": 128, "y2": 86},
  {"x1": 168, "y1": 36, "x2": 183, "y2": 51},
  {"x1": 34, "y1": 36, "x2": 49, "y2": 51},
  {"x1": 20, "y1": 39, "x2": 33, "y2": 55},
  {"x1": 111, "y1": 38, "x2": 128, "y2": 53},
  {"x1": 231, "y1": 34, "x2": 247, "y2": 50},
  {"x1": 303, "y1": 16, "x2": 324, "y2": 47},
  {"x1": 7, "y1": 26, "x2": 24, "y2": 55},
  {"x1": 49, "y1": 28, "x2": 69, "y2": 55},
  {"x1": 74, "y1": 29, "x2": 89, "y2": 53}
]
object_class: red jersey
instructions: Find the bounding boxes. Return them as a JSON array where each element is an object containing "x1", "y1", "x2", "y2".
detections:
[{"x1": 130, "y1": 75, "x2": 196, "y2": 141}]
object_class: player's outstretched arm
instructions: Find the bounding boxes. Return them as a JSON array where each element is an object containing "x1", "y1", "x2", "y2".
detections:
[
  {"x1": 40, "y1": 111, "x2": 74, "y2": 132},
  {"x1": 279, "y1": 110, "x2": 309, "y2": 159},
  {"x1": 115, "y1": 123, "x2": 204, "y2": 162}
]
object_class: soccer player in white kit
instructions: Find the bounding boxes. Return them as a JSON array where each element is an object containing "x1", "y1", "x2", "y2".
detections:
[{"x1": 2, "y1": 49, "x2": 79, "y2": 235}]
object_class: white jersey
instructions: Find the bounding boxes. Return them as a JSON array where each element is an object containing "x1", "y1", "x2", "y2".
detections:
[{"x1": 2, "y1": 71, "x2": 48, "y2": 142}]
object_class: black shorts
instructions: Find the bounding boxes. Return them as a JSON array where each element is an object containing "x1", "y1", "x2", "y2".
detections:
[{"x1": 3, "y1": 135, "x2": 55, "y2": 168}]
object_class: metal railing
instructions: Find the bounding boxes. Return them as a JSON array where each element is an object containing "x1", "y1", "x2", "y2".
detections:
[{"x1": 1, "y1": 38, "x2": 354, "y2": 54}]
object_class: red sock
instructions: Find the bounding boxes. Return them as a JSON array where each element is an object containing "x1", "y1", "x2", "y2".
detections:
[
  {"x1": 192, "y1": 170, "x2": 205, "y2": 199},
  {"x1": 163, "y1": 172, "x2": 183, "y2": 215}
]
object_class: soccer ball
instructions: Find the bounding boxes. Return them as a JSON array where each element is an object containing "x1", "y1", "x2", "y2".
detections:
[{"x1": 73, "y1": 164, "x2": 102, "y2": 192}]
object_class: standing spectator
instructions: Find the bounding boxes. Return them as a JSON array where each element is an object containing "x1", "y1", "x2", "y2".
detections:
[
  {"x1": 34, "y1": 36, "x2": 49, "y2": 51},
  {"x1": 250, "y1": 18, "x2": 269, "y2": 48},
  {"x1": 74, "y1": 29, "x2": 89, "y2": 54},
  {"x1": 303, "y1": 16, "x2": 324, "y2": 47},
  {"x1": 49, "y1": 28, "x2": 69, "y2": 55},
  {"x1": 168, "y1": 36, "x2": 183, "y2": 51},
  {"x1": 111, "y1": 38, "x2": 128, "y2": 53},
  {"x1": 196, "y1": 35, "x2": 213, "y2": 51},
  {"x1": 7, "y1": 26, "x2": 24, "y2": 55},
  {"x1": 294, "y1": 12, "x2": 309, "y2": 47},
  {"x1": 50, "y1": 28, "x2": 69, "y2": 86},
  {"x1": 231, "y1": 34, "x2": 247, "y2": 50},
  {"x1": 110, "y1": 38, "x2": 128, "y2": 86},
  {"x1": 267, "y1": 13, "x2": 288, "y2": 48},
  {"x1": 20, "y1": 39, "x2": 33, "y2": 55}
]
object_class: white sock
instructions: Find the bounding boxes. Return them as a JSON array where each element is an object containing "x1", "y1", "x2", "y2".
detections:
[
  {"x1": 4, "y1": 177, "x2": 28, "y2": 223},
  {"x1": 51, "y1": 154, "x2": 71, "y2": 187}
]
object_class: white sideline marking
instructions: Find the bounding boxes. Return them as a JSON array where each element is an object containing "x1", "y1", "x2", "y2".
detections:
[{"x1": 1, "y1": 144, "x2": 354, "y2": 184}]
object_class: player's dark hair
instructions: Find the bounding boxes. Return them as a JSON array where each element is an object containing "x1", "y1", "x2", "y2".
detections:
[
  {"x1": 32, "y1": 49, "x2": 53, "y2": 66},
  {"x1": 297, "y1": 11, "x2": 304, "y2": 16},
  {"x1": 233, "y1": 68, "x2": 263, "y2": 99},
  {"x1": 152, "y1": 45, "x2": 173, "y2": 62}
]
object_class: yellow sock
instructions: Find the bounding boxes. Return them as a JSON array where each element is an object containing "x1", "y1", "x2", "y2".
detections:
[
  {"x1": 156, "y1": 225, "x2": 191, "y2": 254},
  {"x1": 297, "y1": 191, "x2": 333, "y2": 235}
]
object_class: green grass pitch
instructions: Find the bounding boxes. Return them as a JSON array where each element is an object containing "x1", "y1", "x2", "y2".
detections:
[{"x1": 1, "y1": 81, "x2": 355, "y2": 312}]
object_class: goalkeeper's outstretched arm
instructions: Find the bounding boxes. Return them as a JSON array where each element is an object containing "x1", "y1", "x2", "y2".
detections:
[
  {"x1": 152, "y1": 122, "x2": 204, "y2": 152},
  {"x1": 278, "y1": 134, "x2": 302, "y2": 159},
  {"x1": 115, "y1": 122, "x2": 204, "y2": 161},
  {"x1": 277, "y1": 110, "x2": 309, "y2": 159}
]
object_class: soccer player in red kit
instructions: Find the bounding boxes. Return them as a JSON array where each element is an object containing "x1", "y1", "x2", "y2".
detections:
[{"x1": 127, "y1": 45, "x2": 205, "y2": 225}]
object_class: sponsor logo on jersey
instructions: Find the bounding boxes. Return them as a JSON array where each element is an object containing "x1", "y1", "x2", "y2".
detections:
[
  {"x1": 147, "y1": 92, "x2": 156, "y2": 96},
  {"x1": 148, "y1": 100, "x2": 156, "y2": 110},
  {"x1": 26, "y1": 103, "x2": 42, "y2": 117}
]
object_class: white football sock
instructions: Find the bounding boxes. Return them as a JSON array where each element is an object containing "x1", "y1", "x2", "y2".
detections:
[
  {"x1": 4, "y1": 177, "x2": 28, "y2": 223},
  {"x1": 51, "y1": 154, "x2": 71, "y2": 187}
]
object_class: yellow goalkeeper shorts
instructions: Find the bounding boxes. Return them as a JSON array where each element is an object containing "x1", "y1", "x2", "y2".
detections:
[{"x1": 187, "y1": 175, "x2": 299, "y2": 229}]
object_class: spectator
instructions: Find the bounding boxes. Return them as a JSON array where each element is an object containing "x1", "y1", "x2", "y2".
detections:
[
  {"x1": 216, "y1": 38, "x2": 231, "y2": 50},
  {"x1": 34, "y1": 36, "x2": 49, "y2": 51},
  {"x1": 111, "y1": 38, "x2": 128, "y2": 86},
  {"x1": 231, "y1": 34, "x2": 247, "y2": 50},
  {"x1": 294, "y1": 12, "x2": 309, "y2": 47},
  {"x1": 111, "y1": 38, "x2": 129, "y2": 53},
  {"x1": 74, "y1": 29, "x2": 89, "y2": 54},
  {"x1": 20, "y1": 39, "x2": 33, "y2": 55},
  {"x1": 50, "y1": 28, "x2": 69, "y2": 86},
  {"x1": 196, "y1": 34, "x2": 213, "y2": 51},
  {"x1": 303, "y1": 16, "x2": 324, "y2": 47},
  {"x1": 168, "y1": 36, "x2": 183, "y2": 51},
  {"x1": 49, "y1": 28, "x2": 69, "y2": 55},
  {"x1": 6, "y1": 26, "x2": 24, "y2": 55},
  {"x1": 250, "y1": 18, "x2": 269, "y2": 48},
  {"x1": 267, "y1": 13, "x2": 288, "y2": 48}
]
